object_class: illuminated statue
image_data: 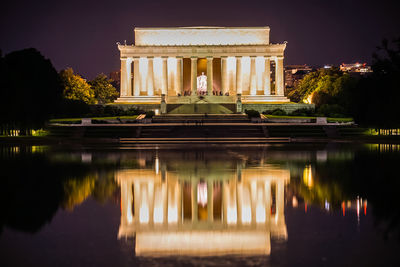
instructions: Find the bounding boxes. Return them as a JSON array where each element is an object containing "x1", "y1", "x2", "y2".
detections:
[{"x1": 197, "y1": 72, "x2": 207, "y2": 95}]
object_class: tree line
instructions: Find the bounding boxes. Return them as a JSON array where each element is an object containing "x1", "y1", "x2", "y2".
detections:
[
  {"x1": 1, "y1": 38, "x2": 399, "y2": 136},
  {"x1": 287, "y1": 38, "x2": 400, "y2": 130},
  {"x1": 0, "y1": 48, "x2": 118, "y2": 136}
]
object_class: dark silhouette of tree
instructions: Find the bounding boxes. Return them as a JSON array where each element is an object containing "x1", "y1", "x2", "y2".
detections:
[
  {"x1": 0, "y1": 48, "x2": 62, "y2": 135},
  {"x1": 351, "y1": 38, "x2": 400, "y2": 129}
]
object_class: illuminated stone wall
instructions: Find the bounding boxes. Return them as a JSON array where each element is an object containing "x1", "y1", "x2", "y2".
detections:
[{"x1": 134, "y1": 27, "x2": 270, "y2": 46}]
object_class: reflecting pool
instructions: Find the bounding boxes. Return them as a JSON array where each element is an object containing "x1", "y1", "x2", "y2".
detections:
[{"x1": 1, "y1": 144, "x2": 400, "y2": 266}]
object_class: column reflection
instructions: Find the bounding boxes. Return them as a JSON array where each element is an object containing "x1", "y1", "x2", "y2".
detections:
[{"x1": 116, "y1": 159, "x2": 289, "y2": 256}]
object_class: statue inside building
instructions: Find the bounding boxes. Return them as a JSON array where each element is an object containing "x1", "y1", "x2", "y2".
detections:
[{"x1": 197, "y1": 72, "x2": 207, "y2": 95}]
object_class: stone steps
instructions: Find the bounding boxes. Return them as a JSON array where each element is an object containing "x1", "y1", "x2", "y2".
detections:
[{"x1": 152, "y1": 114, "x2": 249, "y2": 123}]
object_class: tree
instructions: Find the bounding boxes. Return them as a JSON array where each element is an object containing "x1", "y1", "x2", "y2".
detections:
[
  {"x1": 60, "y1": 68, "x2": 96, "y2": 104},
  {"x1": 0, "y1": 48, "x2": 63, "y2": 135},
  {"x1": 350, "y1": 38, "x2": 400, "y2": 129},
  {"x1": 288, "y1": 68, "x2": 357, "y2": 115},
  {"x1": 89, "y1": 74, "x2": 118, "y2": 104}
]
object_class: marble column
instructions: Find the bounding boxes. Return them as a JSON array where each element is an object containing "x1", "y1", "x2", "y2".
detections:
[
  {"x1": 133, "y1": 58, "x2": 140, "y2": 96},
  {"x1": 120, "y1": 180, "x2": 132, "y2": 225},
  {"x1": 236, "y1": 57, "x2": 242, "y2": 95},
  {"x1": 275, "y1": 57, "x2": 284, "y2": 96},
  {"x1": 190, "y1": 57, "x2": 197, "y2": 95},
  {"x1": 276, "y1": 179, "x2": 285, "y2": 220},
  {"x1": 207, "y1": 181, "x2": 214, "y2": 221},
  {"x1": 147, "y1": 57, "x2": 154, "y2": 96},
  {"x1": 237, "y1": 182, "x2": 243, "y2": 225},
  {"x1": 148, "y1": 181, "x2": 154, "y2": 224},
  {"x1": 206, "y1": 57, "x2": 213, "y2": 95},
  {"x1": 120, "y1": 58, "x2": 132, "y2": 97},
  {"x1": 161, "y1": 57, "x2": 168, "y2": 96},
  {"x1": 120, "y1": 58, "x2": 127, "y2": 97},
  {"x1": 250, "y1": 56, "x2": 256, "y2": 95},
  {"x1": 264, "y1": 181, "x2": 271, "y2": 221},
  {"x1": 134, "y1": 181, "x2": 140, "y2": 224},
  {"x1": 191, "y1": 181, "x2": 198, "y2": 222},
  {"x1": 176, "y1": 57, "x2": 183, "y2": 95},
  {"x1": 264, "y1": 57, "x2": 271, "y2": 96},
  {"x1": 221, "y1": 56, "x2": 228, "y2": 95}
]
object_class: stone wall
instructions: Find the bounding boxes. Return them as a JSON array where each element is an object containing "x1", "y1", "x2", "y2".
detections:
[{"x1": 243, "y1": 103, "x2": 315, "y2": 113}]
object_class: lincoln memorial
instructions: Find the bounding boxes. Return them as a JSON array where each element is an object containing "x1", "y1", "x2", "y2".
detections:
[{"x1": 115, "y1": 27, "x2": 290, "y2": 107}]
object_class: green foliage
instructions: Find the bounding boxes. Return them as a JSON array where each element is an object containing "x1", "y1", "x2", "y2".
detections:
[
  {"x1": 89, "y1": 74, "x2": 119, "y2": 104},
  {"x1": 89, "y1": 105, "x2": 142, "y2": 117},
  {"x1": 289, "y1": 68, "x2": 357, "y2": 116},
  {"x1": 245, "y1": 109, "x2": 260, "y2": 118},
  {"x1": 317, "y1": 104, "x2": 346, "y2": 117},
  {"x1": 263, "y1": 108, "x2": 287, "y2": 116},
  {"x1": 289, "y1": 108, "x2": 315, "y2": 116},
  {"x1": 60, "y1": 68, "x2": 95, "y2": 104},
  {"x1": 57, "y1": 98, "x2": 91, "y2": 118},
  {"x1": 0, "y1": 48, "x2": 63, "y2": 135}
]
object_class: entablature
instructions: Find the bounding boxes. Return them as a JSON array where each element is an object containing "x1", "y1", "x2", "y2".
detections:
[{"x1": 118, "y1": 44, "x2": 286, "y2": 58}]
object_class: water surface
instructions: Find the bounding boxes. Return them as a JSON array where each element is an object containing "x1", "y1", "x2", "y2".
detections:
[{"x1": 1, "y1": 144, "x2": 400, "y2": 266}]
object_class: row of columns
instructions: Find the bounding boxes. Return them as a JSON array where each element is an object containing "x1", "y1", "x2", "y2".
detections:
[
  {"x1": 120, "y1": 178, "x2": 285, "y2": 226},
  {"x1": 120, "y1": 56, "x2": 285, "y2": 97}
]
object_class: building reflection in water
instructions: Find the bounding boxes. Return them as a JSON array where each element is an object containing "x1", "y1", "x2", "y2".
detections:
[{"x1": 116, "y1": 158, "x2": 289, "y2": 256}]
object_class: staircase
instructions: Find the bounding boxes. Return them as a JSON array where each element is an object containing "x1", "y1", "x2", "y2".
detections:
[
  {"x1": 152, "y1": 114, "x2": 249, "y2": 124},
  {"x1": 167, "y1": 103, "x2": 236, "y2": 114}
]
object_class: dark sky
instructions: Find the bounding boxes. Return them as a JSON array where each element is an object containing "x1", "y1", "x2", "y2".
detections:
[{"x1": 1, "y1": 0, "x2": 399, "y2": 79}]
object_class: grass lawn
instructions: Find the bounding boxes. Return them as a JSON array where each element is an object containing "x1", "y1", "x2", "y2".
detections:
[
  {"x1": 265, "y1": 115, "x2": 354, "y2": 123},
  {"x1": 50, "y1": 115, "x2": 138, "y2": 123}
]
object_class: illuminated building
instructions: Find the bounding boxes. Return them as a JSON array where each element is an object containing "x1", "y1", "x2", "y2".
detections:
[
  {"x1": 116, "y1": 159, "x2": 289, "y2": 255},
  {"x1": 284, "y1": 64, "x2": 313, "y2": 89},
  {"x1": 340, "y1": 62, "x2": 372, "y2": 75},
  {"x1": 115, "y1": 27, "x2": 289, "y2": 106}
]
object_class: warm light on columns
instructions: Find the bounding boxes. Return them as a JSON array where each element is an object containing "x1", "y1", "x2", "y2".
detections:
[
  {"x1": 256, "y1": 56, "x2": 265, "y2": 92},
  {"x1": 264, "y1": 58, "x2": 271, "y2": 96},
  {"x1": 226, "y1": 182, "x2": 237, "y2": 224},
  {"x1": 147, "y1": 57, "x2": 154, "y2": 96},
  {"x1": 153, "y1": 185, "x2": 163, "y2": 223},
  {"x1": 241, "y1": 57, "x2": 251, "y2": 94},
  {"x1": 139, "y1": 57, "x2": 148, "y2": 93},
  {"x1": 153, "y1": 57, "x2": 163, "y2": 95},
  {"x1": 227, "y1": 56, "x2": 236, "y2": 95},
  {"x1": 168, "y1": 182, "x2": 178, "y2": 223},
  {"x1": 167, "y1": 57, "x2": 177, "y2": 95},
  {"x1": 256, "y1": 187, "x2": 266, "y2": 223},
  {"x1": 250, "y1": 57, "x2": 256, "y2": 95},
  {"x1": 236, "y1": 57, "x2": 242, "y2": 94},
  {"x1": 139, "y1": 185, "x2": 149, "y2": 223},
  {"x1": 133, "y1": 58, "x2": 140, "y2": 96},
  {"x1": 242, "y1": 186, "x2": 252, "y2": 224}
]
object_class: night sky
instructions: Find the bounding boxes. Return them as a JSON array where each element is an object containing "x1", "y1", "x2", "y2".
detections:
[{"x1": 1, "y1": 0, "x2": 399, "y2": 79}]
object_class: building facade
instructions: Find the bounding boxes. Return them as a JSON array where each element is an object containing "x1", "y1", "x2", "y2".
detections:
[
  {"x1": 116, "y1": 27, "x2": 289, "y2": 105},
  {"x1": 284, "y1": 64, "x2": 313, "y2": 89}
]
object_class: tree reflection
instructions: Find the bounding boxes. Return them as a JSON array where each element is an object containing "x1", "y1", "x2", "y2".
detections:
[
  {"x1": 0, "y1": 147, "x2": 118, "y2": 234},
  {"x1": 288, "y1": 148, "x2": 400, "y2": 239}
]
